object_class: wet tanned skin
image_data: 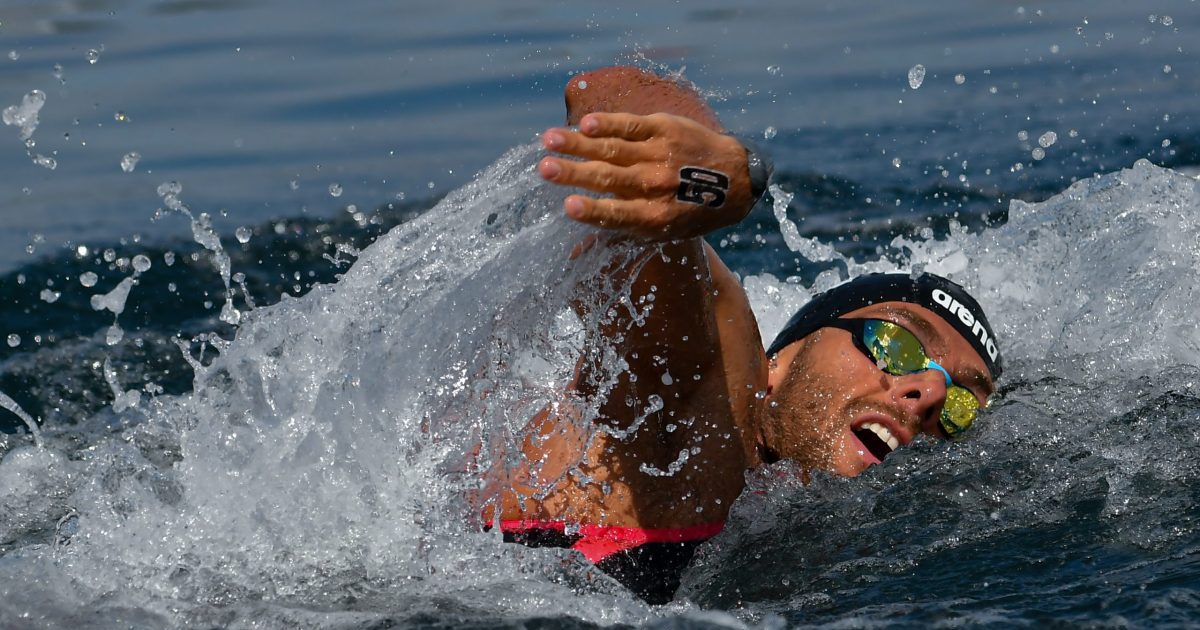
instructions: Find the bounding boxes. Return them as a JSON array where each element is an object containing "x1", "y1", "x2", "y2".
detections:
[{"x1": 488, "y1": 67, "x2": 992, "y2": 531}]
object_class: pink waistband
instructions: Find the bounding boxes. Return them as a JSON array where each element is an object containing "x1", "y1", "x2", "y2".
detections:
[{"x1": 494, "y1": 519, "x2": 725, "y2": 563}]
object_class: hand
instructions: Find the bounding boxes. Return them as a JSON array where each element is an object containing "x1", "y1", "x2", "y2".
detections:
[{"x1": 539, "y1": 112, "x2": 754, "y2": 241}]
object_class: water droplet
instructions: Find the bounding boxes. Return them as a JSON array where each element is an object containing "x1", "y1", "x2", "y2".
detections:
[
  {"x1": 766, "y1": 64, "x2": 782, "y2": 76},
  {"x1": 114, "y1": 111, "x2": 128, "y2": 122},
  {"x1": 1, "y1": 90, "x2": 45, "y2": 143},
  {"x1": 132, "y1": 254, "x2": 151, "y2": 273},
  {"x1": 907, "y1": 64, "x2": 926, "y2": 89},
  {"x1": 105, "y1": 324, "x2": 123, "y2": 345},
  {"x1": 577, "y1": 80, "x2": 588, "y2": 89},
  {"x1": 220, "y1": 301, "x2": 241, "y2": 325},
  {"x1": 7, "y1": 50, "x2": 18, "y2": 61},
  {"x1": 1069, "y1": 129, "x2": 1079, "y2": 138},
  {"x1": 80, "y1": 271, "x2": 98, "y2": 287},
  {"x1": 1163, "y1": 65, "x2": 1172, "y2": 74},
  {"x1": 1050, "y1": 44, "x2": 1060, "y2": 54},
  {"x1": 1161, "y1": 15, "x2": 1173, "y2": 26},
  {"x1": 954, "y1": 73, "x2": 966, "y2": 85},
  {"x1": 235, "y1": 226, "x2": 251, "y2": 243},
  {"x1": 53, "y1": 64, "x2": 65, "y2": 84},
  {"x1": 163, "y1": 251, "x2": 176, "y2": 266},
  {"x1": 289, "y1": 179, "x2": 300, "y2": 190},
  {"x1": 33, "y1": 154, "x2": 56, "y2": 170},
  {"x1": 1162, "y1": 139, "x2": 1171, "y2": 148},
  {"x1": 40, "y1": 289, "x2": 60, "y2": 303},
  {"x1": 1038, "y1": 131, "x2": 1057, "y2": 148},
  {"x1": 7, "y1": 334, "x2": 20, "y2": 347},
  {"x1": 156, "y1": 181, "x2": 182, "y2": 197},
  {"x1": 892, "y1": 158, "x2": 902, "y2": 168},
  {"x1": 1032, "y1": 147, "x2": 1046, "y2": 160},
  {"x1": 328, "y1": 183, "x2": 343, "y2": 198},
  {"x1": 763, "y1": 126, "x2": 777, "y2": 140},
  {"x1": 86, "y1": 48, "x2": 101, "y2": 64},
  {"x1": 120, "y1": 152, "x2": 141, "y2": 172},
  {"x1": 1148, "y1": 14, "x2": 1157, "y2": 24},
  {"x1": 103, "y1": 248, "x2": 116, "y2": 262},
  {"x1": 1017, "y1": 130, "x2": 1029, "y2": 142}
]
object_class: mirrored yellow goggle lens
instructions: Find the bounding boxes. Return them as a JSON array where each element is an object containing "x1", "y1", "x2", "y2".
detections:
[
  {"x1": 864, "y1": 320, "x2": 929, "y2": 374},
  {"x1": 940, "y1": 386, "x2": 979, "y2": 437}
]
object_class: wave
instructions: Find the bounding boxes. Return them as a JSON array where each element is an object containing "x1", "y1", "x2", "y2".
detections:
[{"x1": 0, "y1": 144, "x2": 1198, "y2": 626}]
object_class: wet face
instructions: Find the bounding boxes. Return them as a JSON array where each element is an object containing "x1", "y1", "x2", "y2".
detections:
[{"x1": 758, "y1": 302, "x2": 994, "y2": 477}]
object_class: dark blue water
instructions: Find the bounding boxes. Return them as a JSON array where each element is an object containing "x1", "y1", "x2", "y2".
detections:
[{"x1": 2, "y1": 1, "x2": 1199, "y2": 627}]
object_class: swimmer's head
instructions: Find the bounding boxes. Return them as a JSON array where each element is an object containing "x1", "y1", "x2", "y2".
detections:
[
  {"x1": 757, "y1": 272, "x2": 1001, "y2": 477},
  {"x1": 767, "y1": 272, "x2": 1001, "y2": 379}
]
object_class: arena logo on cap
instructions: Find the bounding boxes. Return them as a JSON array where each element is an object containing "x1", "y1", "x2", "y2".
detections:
[{"x1": 930, "y1": 288, "x2": 999, "y2": 361}]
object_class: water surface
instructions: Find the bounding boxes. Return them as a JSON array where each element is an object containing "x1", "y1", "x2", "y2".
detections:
[{"x1": 1, "y1": 1, "x2": 1199, "y2": 628}]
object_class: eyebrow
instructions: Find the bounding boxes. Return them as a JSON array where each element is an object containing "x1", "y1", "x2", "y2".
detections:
[{"x1": 884, "y1": 308, "x2": 994, "y2": 396}]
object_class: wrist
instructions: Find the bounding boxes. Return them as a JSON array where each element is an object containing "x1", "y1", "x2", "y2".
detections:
[{"x1": 733, "y1": 135, "x2": 774, "y2": 205}]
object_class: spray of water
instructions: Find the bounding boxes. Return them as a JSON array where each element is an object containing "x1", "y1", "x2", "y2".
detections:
[
  {"x1": 0, "y1": 146, "x2": 1197, "y2": 626},
  {"x1": 682, "y1": 160, "x2": 1200, "y2": 622}
]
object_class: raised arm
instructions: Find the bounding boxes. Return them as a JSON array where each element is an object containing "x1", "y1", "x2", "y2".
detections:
[{"x1": 491, "y1": 68, "x2": 767, "y2": 529}]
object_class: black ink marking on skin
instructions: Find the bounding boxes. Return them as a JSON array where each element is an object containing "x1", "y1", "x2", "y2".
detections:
[{"x1": 676, "y1": 166, "x2": 729, "y2": 208}]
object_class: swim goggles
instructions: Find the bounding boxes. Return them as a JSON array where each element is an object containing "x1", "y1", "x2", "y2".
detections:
[{"x1": 821, "y1": 318, "x2": 983, "y2": 438}]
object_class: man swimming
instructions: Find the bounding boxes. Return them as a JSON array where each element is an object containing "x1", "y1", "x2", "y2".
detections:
[{"x1": 483, "y1": 67, "x2": 1001, "y2": 603}]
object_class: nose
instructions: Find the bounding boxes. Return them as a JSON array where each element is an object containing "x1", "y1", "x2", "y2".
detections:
[{"x1": 889, "y1": 369, "x2": 948, "y2": 436}]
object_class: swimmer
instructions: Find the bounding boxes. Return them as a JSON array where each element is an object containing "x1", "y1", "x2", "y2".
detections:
[{"x1": 484, "y1": 67, "x2": 1001, "y2": 603}]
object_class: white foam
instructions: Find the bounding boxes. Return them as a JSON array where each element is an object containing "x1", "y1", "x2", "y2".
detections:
[{"x1": 3, "y1": 150, "x2": 1198, "y2": 626}]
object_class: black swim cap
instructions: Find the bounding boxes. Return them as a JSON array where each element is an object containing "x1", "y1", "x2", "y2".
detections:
[{"x1": 765, "y1": 272, "x2": 1002, "y2": 379}]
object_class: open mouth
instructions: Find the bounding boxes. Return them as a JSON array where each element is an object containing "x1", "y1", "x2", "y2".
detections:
[{"x1": 852, "y1": 422, "x2": 900, "y2": 462}]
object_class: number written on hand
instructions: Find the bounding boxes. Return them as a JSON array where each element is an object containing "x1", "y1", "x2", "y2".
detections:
[{"x1": 676, "y1": 166, "x2": 729, "y2": 208}]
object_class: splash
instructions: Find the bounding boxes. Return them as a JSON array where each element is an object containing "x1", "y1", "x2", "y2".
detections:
[
  {"x1": 0, "y1": 144, "x2": 663, "y2": 627},
  {"x1": 2, "y1": 89, "x2": 57, "y2": 170},
  {"x1": 156, "y1": 181, "x2": 241, "y2": 325},
  {"x1": 2, "y1": 90, "x2": 44, "y2": 141},
  {"x1": 907, "y1": 64, "x2": 926, "y2": 90},
  {"x1": 0, "y1": 391, "x2": 41, "y2": 447},
  {"x1": 683, "y1": 161, "x2": 1200, "y2": 624},
  {"x1": 1, "y1": 148, "x2": 1198, "y2": 627}
]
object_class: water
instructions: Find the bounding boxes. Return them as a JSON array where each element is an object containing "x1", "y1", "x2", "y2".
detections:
[{"x1": 2, "y1": 1, "x2": 1199, "y2": 627}]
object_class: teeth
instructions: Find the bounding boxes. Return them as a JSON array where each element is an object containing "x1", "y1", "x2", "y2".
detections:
[{"x1": 863, "y1": 422, "x2": 900, "y2": 452}]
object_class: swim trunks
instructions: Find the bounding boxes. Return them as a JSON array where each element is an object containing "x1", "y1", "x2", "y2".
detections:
[{"x1": 492, "y1": 519, "x2": 724, "y2": 604}]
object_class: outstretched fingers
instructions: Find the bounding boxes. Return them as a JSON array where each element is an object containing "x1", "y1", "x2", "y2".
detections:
[
  {"x1": 542, "y1": 128, "x2": 649, "y2": 167},
  {"x1": 577, "y1": 112, "x2": 670, "y2": 141},
  {"x1": 539, "y1": 157, "x2": 673, "y2": 199},
  {"x1": 564, "y1": 196, "x2": 668, "y2": 234}
]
